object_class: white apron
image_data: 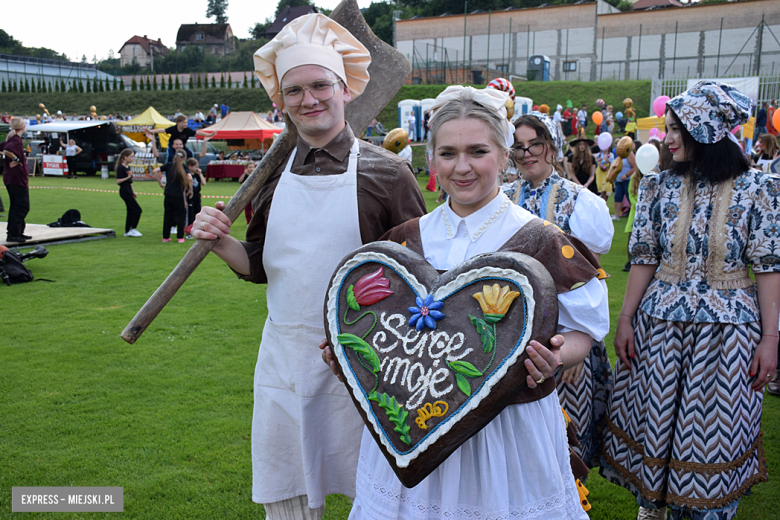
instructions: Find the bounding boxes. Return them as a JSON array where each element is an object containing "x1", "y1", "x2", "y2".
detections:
[{"x1": 252, "y1": 138, "x2": 365, "y2": 508}]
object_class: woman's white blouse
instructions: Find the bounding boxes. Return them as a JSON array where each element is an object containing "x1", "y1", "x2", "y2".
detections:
[
  {"x1": 569, "y1": 188, "x2": 614, "y2": 254},
  {"x1": 419, "y1": 191, "x2": 609, "y2": 341}
]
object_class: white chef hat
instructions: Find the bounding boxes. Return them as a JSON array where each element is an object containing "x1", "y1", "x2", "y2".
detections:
[{"x1": 254, "y1": 13, "x2": 371, "y2": 108}]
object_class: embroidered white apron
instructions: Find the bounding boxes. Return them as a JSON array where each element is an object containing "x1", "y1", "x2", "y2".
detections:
[{"x1": 252, "y1": 138, "x2": 365, "y2": 508}]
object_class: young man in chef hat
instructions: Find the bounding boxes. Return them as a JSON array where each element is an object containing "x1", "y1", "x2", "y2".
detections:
[{"x1": 192, "y1": 13, "x2": 426, "y2": 520}]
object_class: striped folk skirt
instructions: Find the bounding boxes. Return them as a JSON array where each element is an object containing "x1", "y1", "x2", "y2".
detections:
[
  {"x1": 556, "y1": 339, "x2": 614, "y2": 468},
  {"x1": 600, "y1": 311, "x2": 768, "y2": 520}
]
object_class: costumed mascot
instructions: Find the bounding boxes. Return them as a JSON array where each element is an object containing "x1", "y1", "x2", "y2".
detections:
[
  {"x1": 623, "y1": 98, "x2": 637, "y2": 138},
  {"x1": 605, "y1": 136, "x2": 634, "y2": 185}
]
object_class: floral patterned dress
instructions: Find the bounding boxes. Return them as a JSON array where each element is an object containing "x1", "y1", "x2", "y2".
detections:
[
  {"x1": 601, "y1": 169, "x2": 780, "y2": 520},
  {"x1": 506, "y1": 172, "x2": 615, "y2": 468}
]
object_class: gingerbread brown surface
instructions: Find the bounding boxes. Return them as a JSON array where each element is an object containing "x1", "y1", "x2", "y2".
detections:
[{"x1": 324, "y1": 241, "x2": 558, "y2": 488}]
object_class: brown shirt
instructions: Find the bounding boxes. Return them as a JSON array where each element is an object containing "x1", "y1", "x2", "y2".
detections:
[{"x1": 238, "y1": 123, "x2": 427, "y2": 283}]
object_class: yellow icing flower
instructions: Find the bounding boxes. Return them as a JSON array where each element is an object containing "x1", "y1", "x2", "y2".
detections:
[{"x1": 473, "y1": 284, "x2": 520, "y2": 322}]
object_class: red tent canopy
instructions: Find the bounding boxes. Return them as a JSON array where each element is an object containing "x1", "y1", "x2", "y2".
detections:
[{"x1": 196, "y1": 111, "x2": 282, "y2": 141}]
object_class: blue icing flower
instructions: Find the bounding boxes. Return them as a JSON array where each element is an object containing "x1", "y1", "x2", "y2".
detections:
[{"x1": 408, "y1": 294, "x2": 445, "y2": 331}]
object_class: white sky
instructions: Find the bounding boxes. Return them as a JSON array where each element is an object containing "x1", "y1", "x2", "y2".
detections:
[{"x1": 1, "y1": 0, "x2": 374, "y2": 63}]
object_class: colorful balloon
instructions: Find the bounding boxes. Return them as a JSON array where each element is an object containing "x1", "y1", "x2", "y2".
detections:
[
  {"x1": 616, "y1": 111, "x2": 624, "y2": 120},
  {"x1": 592, "y1": 111, "x2": 603, "y2": 126},
  {"x1": 636, "y1": 143, "x2": 660, "y2": 175},
  {"x1": 383, "y1": 128, "x2": 408, "y2": 154},
  {"x1": 597, "y1": 132, "x2": 613, "y2": 151},
  {"x1": 731, "y1": 125, "x2": 741, "y2": 135},
  {"x1": 616, "y1": 136, "x2": 634, "y2": 159},
  {"x1": 773, "y1": 109, "x2": 780, "y2": 134},
  {"x1": 649, "y1": 128, "x2": 659, "y2": 138},
  {"x1": 659, "y1": 132, "x2": 666, "y2": 141},
  {"x1": 653, "y1": 96, "x2": 671, "y2": 118}
]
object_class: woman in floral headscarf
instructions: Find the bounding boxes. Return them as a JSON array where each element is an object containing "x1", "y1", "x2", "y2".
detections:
[{"x1": 601, "y1": 81, "x2": 780, "y2": 520}]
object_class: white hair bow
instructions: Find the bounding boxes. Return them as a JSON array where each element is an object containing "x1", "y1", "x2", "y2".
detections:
[{"x1": 429, "y1": 85, "x2": 514, "y2": 147}]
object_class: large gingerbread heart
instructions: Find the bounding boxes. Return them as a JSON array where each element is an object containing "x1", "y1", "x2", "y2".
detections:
[{"x1": 324, "y1": 241, "x2": 558, "y2": 488}]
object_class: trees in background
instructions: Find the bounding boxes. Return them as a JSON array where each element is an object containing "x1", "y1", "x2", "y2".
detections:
[{"x1": 207, "y1": 0, "x2": 229, "y2": 24}]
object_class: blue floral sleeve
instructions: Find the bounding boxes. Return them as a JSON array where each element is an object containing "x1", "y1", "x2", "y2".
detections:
[
  {"x1": 629, "y1": 172, "x2": 662, "y2": 265},
  {"x1": 747, "y1": 172, "x2": 780, "y2": 273}
]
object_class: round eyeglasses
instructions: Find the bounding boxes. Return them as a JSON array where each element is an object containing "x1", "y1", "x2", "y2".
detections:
[
  {"x1": 281, "y1": 79, "x2": 341, "y2": 107},
  {"x1": 511, "y1": 142, "x2": 547, "y2": 157}
]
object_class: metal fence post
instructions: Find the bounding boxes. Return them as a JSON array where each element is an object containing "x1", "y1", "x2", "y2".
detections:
[
  {"x1": 673, "y1": 21, "x2": 678, "y2": 75},
  {"x1": 716, "y1": 17, "x2": 723, "y2": 76},
  {"x1": 463, "y1": 2, "x2": 468, "y2": 84},
  {"x1": 637, "y1": 24, "x2": 642, "y2": 81}
]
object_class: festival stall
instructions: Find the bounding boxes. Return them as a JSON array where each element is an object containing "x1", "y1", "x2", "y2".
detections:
[
  {"x1": 195, "y1": 111, "x2": 282, "y2": 179},
  {"x1": 196, "y1": 111, "x2": 282, "y2": 149},
  {"x1": 117, "y1": 107, "x2": 174, "y2": 148},
  {"x1": 204, "y1": 160, "x2": 252, "y2": 180},
  {"x1": 636, "y1": 115, "x2": 665, "y2": 144}
]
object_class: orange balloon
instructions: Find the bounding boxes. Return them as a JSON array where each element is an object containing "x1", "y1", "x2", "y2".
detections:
[
  {"x1": 773, "y1": 108, "x2": 780, "y2": 134},
  {"x1": 592, "y1": 111, "x2": 603, "y2": 126}
]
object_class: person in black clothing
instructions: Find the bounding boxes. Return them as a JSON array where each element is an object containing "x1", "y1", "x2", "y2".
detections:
[
  {"x1": 754, "y1": 102, "x2": 768, "y2": 142},
  {"x1": 1, "y1": 118, "x2": 31, "y2": 242},
  {"x1": 185, "y1": 157, "x2": 206, "y2": 237},
  {"x1": 144, "y1": 115, "x2": 196, "y2": 164},
  {"x1": 115, "y1": 149, "x2": 143, "y2": 237},
  {"x1": 153, "y1": 138, "x2": 192, "y2": 242},
  {"x1": 566, "y1": 137, "x2": 597, "y2": 194}
]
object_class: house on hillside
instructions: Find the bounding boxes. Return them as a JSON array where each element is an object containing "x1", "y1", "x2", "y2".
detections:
[
  {"x1": 176, "y1": 23, "x2": 236, "y2": 57},
  {"x1": 119, "y1": 36, "x2": 169, "y2": 68},
  {"x1": 264, "y1": 5, "x2": 319, "y2": 39}
]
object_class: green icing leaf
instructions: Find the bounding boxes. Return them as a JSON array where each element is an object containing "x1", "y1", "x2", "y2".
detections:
[
  {"x1": 337, "y1": 333, "x2": 381, "y2": 373},
  {"x1": 570, "y1": 282, "x2": 585, "y2": 290},
  {"x1": 455, "y1": 373, "x2": 471, "y2": 396},
  {"x1": 347, "y1": 285, "x2": 360, "y2": 311},
  {"x1": 448, "y1": 360, "x2": 483, "y2": 378},
  {"x1": 373, "y1": 392, "x2": 411, "y2": 444},
  {"x1": 483, "y1": 313, "x2": 504, "y2": 324},
  {"x1": 468, "y1": 314, "x2": 495, "y2": 353}
]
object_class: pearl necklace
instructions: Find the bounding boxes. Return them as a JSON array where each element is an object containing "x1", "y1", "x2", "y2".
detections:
[{"x1": 442, "y1": 195, "x2": 511, "y2": 241}]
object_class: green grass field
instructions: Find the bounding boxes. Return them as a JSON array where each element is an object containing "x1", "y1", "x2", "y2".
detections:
[{"x1": 0, "y1": 167, "x2": 777, "y2": 519}]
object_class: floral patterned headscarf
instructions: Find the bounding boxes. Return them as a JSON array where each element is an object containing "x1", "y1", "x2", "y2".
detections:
[
  {"x1": 526, "y1": 111, "x2": 564, "y2": 161},
  {"x1": 666, "y1": 80, "x2": 753, "y2": 144}
]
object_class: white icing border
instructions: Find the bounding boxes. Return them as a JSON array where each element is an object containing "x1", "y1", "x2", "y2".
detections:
[{"x1": 327, "y1": 254, "x2": 535, "y2": 468}]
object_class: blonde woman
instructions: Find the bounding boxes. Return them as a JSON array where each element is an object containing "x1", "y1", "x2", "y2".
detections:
[{"x1": 336, "y1": 86, "x2": 607, "y2": 520}]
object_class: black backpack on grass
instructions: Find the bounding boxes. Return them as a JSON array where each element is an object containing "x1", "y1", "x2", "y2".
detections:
[
  {"x1": 0, "y1": 246, "x2": 34, "y2": 285},
  {"x1": 0, "y1": 245, "x2": 51, "y2": 285},
  {"x1": 48, "y1": 208, "x2": 89, "y2": 228}
]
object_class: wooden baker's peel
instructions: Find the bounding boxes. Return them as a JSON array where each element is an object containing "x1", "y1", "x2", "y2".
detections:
[{"x1": 121, "y1": 0, "x2": 412, "y2": 344}]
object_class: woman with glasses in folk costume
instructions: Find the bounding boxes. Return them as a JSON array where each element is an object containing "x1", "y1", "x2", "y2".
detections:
[
  {"x1": 503, "y1": 111, "x2": 614, "y2": 471},
  {"x1": 601, "y1": 81, "x2": 780, "y2": 520},
  {"x1": 338, "y1": 86, "x2": 610, "y2": 519}
]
